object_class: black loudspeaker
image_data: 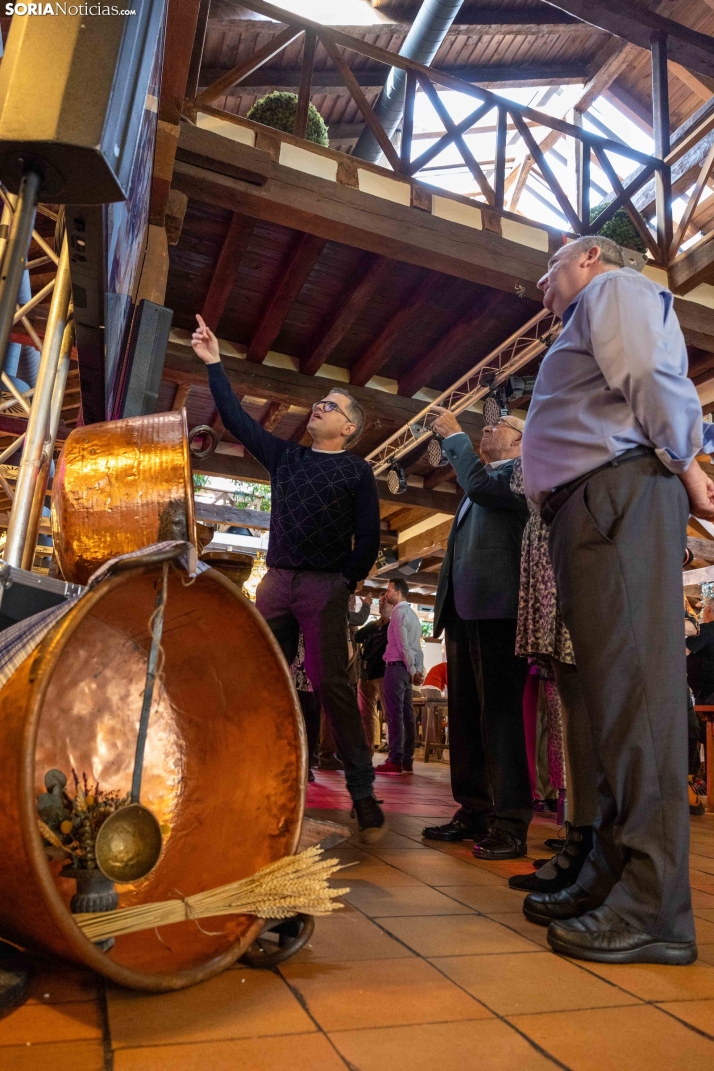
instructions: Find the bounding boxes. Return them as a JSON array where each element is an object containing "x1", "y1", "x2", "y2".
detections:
[
  {"x1": 0, "y1": 5, "x2": 165, "y2": 203},
  {"x1": 115, "y1": 300, "x2": 173, "y2": 419}
]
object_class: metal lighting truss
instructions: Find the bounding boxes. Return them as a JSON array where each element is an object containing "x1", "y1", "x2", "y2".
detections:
[
  {"x1": 366, "y1": 307, "x2": 560, "y2": 476},
  {"x1": 0, "y1": 192, "x2": 73, "y2": 570}
]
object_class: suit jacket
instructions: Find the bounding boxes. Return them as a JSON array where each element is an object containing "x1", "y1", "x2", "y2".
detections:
[{"x1": 433, "y1": 434, "x2": 528, "y2": 636}]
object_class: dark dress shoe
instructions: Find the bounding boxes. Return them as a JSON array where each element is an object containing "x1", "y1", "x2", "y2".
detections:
[
  {"x1": 523, "y1": 883, "x2": 603, "y2": 927},
  {"x1": 509, "y1": 824, "x2": 593, "y2": 893},
  {"x1": 472, "y1": 829, "x2": 527, "y2": 861},
  {"x1": 548, "y1": 905, "x2": 698, "y2": 965},
  {"x1": 422, "y1": 818, "x2": 488, "y2": 843}
]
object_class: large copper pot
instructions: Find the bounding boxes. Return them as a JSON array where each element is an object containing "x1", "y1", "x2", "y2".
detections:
[
  {"x1": 0, "y1": 560, "x2": 306, "y2": 991},
  {"x1": 51, "y1": 411, "x2": 197, "y2": 584}
]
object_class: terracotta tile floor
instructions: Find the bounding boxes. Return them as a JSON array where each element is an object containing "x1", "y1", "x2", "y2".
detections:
[{"x1": 3, "y1": 757, "x2": 714, "y2": 1070}]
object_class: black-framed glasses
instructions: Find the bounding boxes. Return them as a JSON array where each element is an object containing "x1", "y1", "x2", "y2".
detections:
[{"x1": 312, "y1": 399, "x2": 350, "y2": 419}]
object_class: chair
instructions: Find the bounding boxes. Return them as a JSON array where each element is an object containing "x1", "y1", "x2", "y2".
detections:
[{"x1": 421, "y1": 686, "x2": 448, "y2": 763}]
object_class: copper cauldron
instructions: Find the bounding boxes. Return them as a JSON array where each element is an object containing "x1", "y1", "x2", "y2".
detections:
[
  {"x1": 0, "y1": 560, "x2": 306, "y2": 990},
  {"x1": 51, "y1": 411, "x2": 197, "y2": 584}
]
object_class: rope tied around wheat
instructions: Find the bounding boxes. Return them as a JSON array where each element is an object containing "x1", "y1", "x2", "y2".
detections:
[{"x1": 66, "y1": 846, "x2": 350, "y2": 944}]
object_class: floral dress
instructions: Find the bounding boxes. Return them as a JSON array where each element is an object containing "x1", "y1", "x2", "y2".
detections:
[
  {"x1": 511, "y1": 457, "x2": 569, "y2": 792},
  {"x1": 511, "y1": 457, "x2": 574, "y2": 665}
]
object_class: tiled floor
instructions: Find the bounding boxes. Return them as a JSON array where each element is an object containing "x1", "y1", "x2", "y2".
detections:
[{"x1": 3, "y1": 758, "x2": 714, "y2": 1070}]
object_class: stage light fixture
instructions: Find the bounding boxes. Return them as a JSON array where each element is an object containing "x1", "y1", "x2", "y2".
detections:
[
  {"x1": 387, "y1": 465, "x2": 408, "y2": 495},
  {"x1": 427, "y1": 436, "x2": 448, "y2": 468}
]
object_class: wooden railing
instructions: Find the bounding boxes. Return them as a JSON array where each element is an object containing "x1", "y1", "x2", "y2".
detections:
[{"x1": 192, "y1": 0, "x2": 685, "y2": 267}]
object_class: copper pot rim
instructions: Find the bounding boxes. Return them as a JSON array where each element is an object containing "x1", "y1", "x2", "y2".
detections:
[{"x1": 16, "y1": 564, "x2": 306, "y2": 991}]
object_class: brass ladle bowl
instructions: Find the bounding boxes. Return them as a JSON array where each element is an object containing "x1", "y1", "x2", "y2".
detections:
[
  {"x1": 95, "y1": 564, "x2": 168, "y2": 883},
  {"x1": 95, "y1": 804, "x2": 163, "y2": 884}
]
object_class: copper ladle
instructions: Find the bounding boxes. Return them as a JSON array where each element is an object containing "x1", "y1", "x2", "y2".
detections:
[{"x1": 95, "y1": 565, "x2": 168, "y2": 883}]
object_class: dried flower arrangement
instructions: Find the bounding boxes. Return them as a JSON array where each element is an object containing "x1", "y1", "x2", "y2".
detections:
[{"x1": 37, "y1": 768, "x2": 130, "y2": 870}]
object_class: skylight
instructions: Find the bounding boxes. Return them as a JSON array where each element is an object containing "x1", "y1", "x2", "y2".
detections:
[{"x1": 267, "y1": 0, "x2": 393, "y2": 25}]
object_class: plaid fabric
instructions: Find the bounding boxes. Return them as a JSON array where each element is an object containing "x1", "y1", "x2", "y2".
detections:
[{"x1": 0, "y1": 541, "x2": 201, "y2": 693}]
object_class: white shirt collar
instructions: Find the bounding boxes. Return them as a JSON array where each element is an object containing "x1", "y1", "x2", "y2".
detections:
[{"x1": 311, "y1": 447, "x2": 346, "y2": 454}]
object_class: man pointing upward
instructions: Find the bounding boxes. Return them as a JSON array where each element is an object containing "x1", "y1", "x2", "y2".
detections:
[{"x1": 192, "y1": 315, "x2": 385, "y2": 842}]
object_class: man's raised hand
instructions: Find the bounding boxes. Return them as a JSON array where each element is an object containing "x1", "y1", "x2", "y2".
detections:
[{"x1": 191, "y1": 314, "x2": 221, "y2": 365}]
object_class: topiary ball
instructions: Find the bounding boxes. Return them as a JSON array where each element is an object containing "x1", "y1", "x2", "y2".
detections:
[
  {"x1": 590, "y1": 202, "x2": 647, "y2": 255},
  {"x1": 247, "y1": 91, "x2": 329, "y2": 147}
]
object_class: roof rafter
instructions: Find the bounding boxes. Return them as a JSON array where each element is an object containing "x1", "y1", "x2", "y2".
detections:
[
  {"x1": 301, "y1": 254, "x2": 395, "y2": 376},
  {"x1": 350, "y1": 273, "x2": 444, "y2": 388},
  {"x1": 201, "y1": 213, "x2": 256, "y2": 331},
  {"x1": 246, "y1": 231, "x2": 326, "y2": 364}
]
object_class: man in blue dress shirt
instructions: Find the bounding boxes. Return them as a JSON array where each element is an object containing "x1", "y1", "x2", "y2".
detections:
[{"x1": 520, "y1": 235, "x2": 714, "y2": 965}]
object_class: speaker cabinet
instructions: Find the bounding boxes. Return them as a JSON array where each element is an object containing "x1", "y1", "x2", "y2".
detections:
[{"x1": 0, "y1": 5, "x2": 165, "y2": 203}]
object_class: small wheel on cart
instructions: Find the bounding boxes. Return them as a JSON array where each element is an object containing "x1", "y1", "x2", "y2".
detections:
[{"x1": 240, "y1": 914, "x2": 315, "y2": 968}]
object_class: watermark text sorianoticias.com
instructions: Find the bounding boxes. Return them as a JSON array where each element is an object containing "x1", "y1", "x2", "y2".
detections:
[{"x1": 5, "y1": 4, "x2": 136, "y2": 13}]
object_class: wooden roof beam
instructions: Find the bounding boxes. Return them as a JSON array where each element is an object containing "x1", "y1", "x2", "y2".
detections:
[
  {"x1": 193, "y1": 447, "x2": 463, "y2": 514},
  {"x1": 261, "y1": 400, "x2": 291, "y2": 430},
  {"x1": 162, "y1": 339, "x2": 486, "y2": 443},
  {"x1": 398, "y1": 291, "x2": 502, "y2": 398},
  {"x1": 349, "y1": 273, "x2": 444, "y2": 388},
  {"x1": 201, "y1": 212, "x2": 256, "y2": 331},
  {"x1": 246, "y1": 231, "x2": 326, "y2": 364},
  {"x1": 301, "y1": 254, "x2": 395, "y2": 376},
  {"x1": 541, "y1": 1, "x2": 714, "y2": 79},
  {"x1": 198, "y1": 63, "x2": 591, "y2": 94}
]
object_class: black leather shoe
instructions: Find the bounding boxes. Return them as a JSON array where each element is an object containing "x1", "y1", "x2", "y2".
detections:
[
  {"x1": 548, "y1": 905, "x2": 698, "y2": 965},
  {"x1": 523, "y1": 883, "x2": 603, "y2": 927},
  {"x1": 422, "y1": 818, "x2": 489, "y2": 843},
  {"x1": 472, "y1": 829, "x2": 527, "y2": 861}
]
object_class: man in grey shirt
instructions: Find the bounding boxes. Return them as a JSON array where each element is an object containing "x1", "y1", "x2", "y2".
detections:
[
  {"x1": 521, "y1": 235, "x2": 714, "y2": 966},
  {"x1": 377, "y1": 577, "x2": 424, "y2": 774}
]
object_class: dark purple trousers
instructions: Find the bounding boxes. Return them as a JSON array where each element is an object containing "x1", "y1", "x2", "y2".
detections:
[{"x1": 256, "y1": 568, "x2": 376, "y2": 801}]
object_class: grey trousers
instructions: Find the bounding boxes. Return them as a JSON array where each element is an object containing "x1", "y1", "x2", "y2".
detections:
[{"x1": 549, "y1": 454, "x2": 694, "y2": 942}]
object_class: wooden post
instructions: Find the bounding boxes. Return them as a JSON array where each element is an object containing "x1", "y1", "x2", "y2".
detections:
[
  {"x1": 651, "y1": 31, "x2": 673, "y2": 258},
  {"x1": 295, "y1": 30, "x2": 316, "y2": 141},
  {"x1": 494, "y1": 105, "x2": 507, "y2": 211}
]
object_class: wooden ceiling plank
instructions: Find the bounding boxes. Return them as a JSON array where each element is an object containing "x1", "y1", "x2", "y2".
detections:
[
  {"x1": 201, "y1": 212, "x2": 256, "y2": 331},
  {"x1": 301, "y1": 254, "x2": 395, "y2": 376},
  {"x1": 350, "y1": 273, "x2": 443, "y2": 387},
  {"x1": 195, "y1": 24, "x2": 303, "y2": 108},
  {"x1": 246, "y1": 231, "x2": 326, "y2": 364},
  {"x1": 540, "y1": 0, "x2": 714, "y2": 79},
  {"x1": 397, "y1": 291, "x2": 502, "y2": 397}
]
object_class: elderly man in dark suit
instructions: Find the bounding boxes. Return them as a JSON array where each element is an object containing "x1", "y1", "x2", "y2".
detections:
[{"x1": 423, "y1": 412, "x2": 531, "y2": 859}]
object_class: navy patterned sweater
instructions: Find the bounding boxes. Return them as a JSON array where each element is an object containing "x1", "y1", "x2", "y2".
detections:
[{"x1": 207, "y1": 362, "x2": 381, "y2": 581}]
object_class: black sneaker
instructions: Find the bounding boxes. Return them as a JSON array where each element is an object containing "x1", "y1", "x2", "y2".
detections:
[
  {"x1": 472, "y1": 829, "x2": 527, "y2": 860},
  {"x1": 351, "y1": 796, "x2": 387, "y2": 844}
]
